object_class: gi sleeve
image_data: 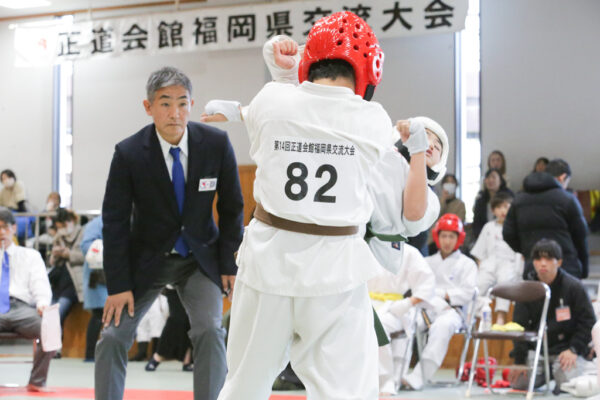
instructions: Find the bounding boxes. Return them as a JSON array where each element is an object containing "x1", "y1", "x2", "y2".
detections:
[
  {"x1": 28, "y1": 250, "x2": 52, "y2": 308},
  {"x1": 446, "y1": 257, "x2": 477, "y2": 307}
]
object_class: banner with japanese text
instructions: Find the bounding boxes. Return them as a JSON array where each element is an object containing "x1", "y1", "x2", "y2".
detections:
[{"x1": 13, "y1": 0, "x2": 468, "y2": 66}]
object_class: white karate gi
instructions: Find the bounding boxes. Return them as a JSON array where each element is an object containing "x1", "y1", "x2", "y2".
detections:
[
  {"x1": 470, "y1": 220, "x2": 523, "y2": 312},
  {"x1": 219, "y1": 48, "x2": 398, "y2": 400},
  {"x1": 399, "y1": 250, "x2": 478, "y2": 389},
  {"x1": 367, "y1": 148, "x2": 440, "y2": 274},
  {"x1": 368, "y1": 244, "x2": 436, "y2": 394}
]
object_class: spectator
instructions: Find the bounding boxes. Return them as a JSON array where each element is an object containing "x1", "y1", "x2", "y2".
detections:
[
  {"x1": 0, "y1": 169, "x2": 27, "y2": 212},
  {"x1": 80, "y1": 215, "x2": 107, "y2": 362},
  {"x1": 487, "y1": 150, "x2": 507, "y2": 179},
  {"x1": 0, "y1": 209, "x2": 56, "y2": 392},
  {"x1": 428, "y1": 174, "x2": 466, "y2": 254},
  {"x1": 470, "y1": 191, "x2": 522, "y2": 325},
  {"x1": 509, "y1": 239, "x2": 595, "y2": 392},
  {"x1": 532, "y1": 157, "x2": 549, "y2": 173},
  {"x1": 439, "y1": 174, "x2": 466, "y2": 221},
  {"x1": 49, "y1": 209, "x2": 84, "y2": 332},
  {"x1": 472, "y1": 168, "x2": 513, "y2": 240},
  {"x1": 402, "y1": 214, "x2": 477, "y2": 390},
  {"x1": 28, "y1": 192, "x2": 62, "y2": 258},
  {"x1": 370, "y1": 244, "x2": 436, "y2": 395},
  {"x1": 503, "y1": 159, "x2": 589, "y2": 279}
]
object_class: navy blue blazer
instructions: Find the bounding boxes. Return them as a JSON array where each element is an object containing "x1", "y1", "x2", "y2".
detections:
[{"x1": 102, "y1": 122, "x2": 244, "y2": 298}]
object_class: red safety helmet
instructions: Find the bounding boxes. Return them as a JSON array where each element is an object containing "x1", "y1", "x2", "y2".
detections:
[
  {"x1": 432, "y1": 213, "x2": 466, "y2": 251},
  {"x1": 298, "y1": 11, "x2": 384, "y2": 101}
]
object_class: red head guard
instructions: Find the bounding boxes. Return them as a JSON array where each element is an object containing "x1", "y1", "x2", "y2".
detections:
[
  {"x1": 298, "y1": 11, "x2": 384, "y2": 100},
  {"x1": 432, "y1": 213, "x2": 466, "y2": 251}
]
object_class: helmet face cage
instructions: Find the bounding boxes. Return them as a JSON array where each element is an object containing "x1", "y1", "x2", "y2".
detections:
[
  {"x1": 432, "y1": 213, "x2": 466, "y2": 251},
  {"x1": 298, "y1": 11, "x2": 384, "y2": 99}
]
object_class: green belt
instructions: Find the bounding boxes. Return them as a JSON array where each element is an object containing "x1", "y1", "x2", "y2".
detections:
[{"x1": 364, "y1": 223, "x2": 407, "y2": 243}]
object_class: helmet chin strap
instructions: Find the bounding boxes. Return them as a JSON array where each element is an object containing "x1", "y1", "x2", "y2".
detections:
[{"x1": 363, "y1": 84, "x2": 376, "y2": 101}]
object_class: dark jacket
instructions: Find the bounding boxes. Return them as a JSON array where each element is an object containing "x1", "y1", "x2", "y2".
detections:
[
  {"x1": 503, "y1": 172, "x2": 589, "y2": 279},
  {"x1": 102, "y1": 122, "x2": 244, "y2": 298},
  {"x1": 472, "y1": 187, "x2": 513, "y2": 240},
  {"x1": 511, "y1": 269, "x2": 595, "y2": 364}
]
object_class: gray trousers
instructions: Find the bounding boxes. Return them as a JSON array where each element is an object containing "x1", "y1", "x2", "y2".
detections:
[
  {"x1": 0, "y1": 298, "x2": 56, "y2": 386},
  {"x1": 94, "y1": 255, "x2": 226, "y2": 400}
]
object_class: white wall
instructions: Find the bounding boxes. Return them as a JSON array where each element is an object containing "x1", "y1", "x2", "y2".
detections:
[
  {"x1": 481, "y1": 0, "x2": 600, "y2": 190},
  {"x1": 377, "y1": 33, "x2": 456, "y2": 174},
  {"x1": 0, "y1": 22, "x2": 54, "y2": 211}
]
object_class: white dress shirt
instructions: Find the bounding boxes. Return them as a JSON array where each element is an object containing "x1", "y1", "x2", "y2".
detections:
[
  {"x1": 156, "y1": 128, "x2": 189, "y2": 181},
  {"x1": 1, "y1": 243, "x2": 52, "y2": 308}
]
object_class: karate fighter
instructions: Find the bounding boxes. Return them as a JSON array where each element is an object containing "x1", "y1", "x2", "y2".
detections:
[
  {"x1": 399, "y1": 213, "x2": 478, "y2": 390},
  {"x1": 368, "y1": 244, "x2": 436, "y2": 395},
  {"x1": 204, "y1": 12, "x2": 433, "y2": 400}
]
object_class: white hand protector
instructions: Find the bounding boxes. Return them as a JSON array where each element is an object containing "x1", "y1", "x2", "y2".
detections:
[
  {"x1": 204, "y1": 100, "x2": 242, "y2": 122},
  {"x1": 402, "y1": 118, "x2": 429, "y2": 155},
  {"x1": 389, "y1": 298, "x2": 413, "y2": 318},
  {"x1": 263, "y1": 35, "x2": 300, "y2": 84}
]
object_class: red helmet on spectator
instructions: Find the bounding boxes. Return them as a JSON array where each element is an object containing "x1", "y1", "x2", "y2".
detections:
[
  {"x1": 298, "y1": 11, "x2": 384, "y2": 101},
  {"x1": 432, "y1": 213, "x2": 466, "y2": 250}
]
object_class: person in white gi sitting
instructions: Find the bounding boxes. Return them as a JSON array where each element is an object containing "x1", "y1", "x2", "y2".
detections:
[{"x1": 402, "y1": 213, "x2": 477, "y2": 390}]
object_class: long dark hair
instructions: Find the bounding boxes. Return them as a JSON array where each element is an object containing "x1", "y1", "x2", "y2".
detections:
[{"x1": 481, "y1": 168, "x2": 507, "y2": 202}]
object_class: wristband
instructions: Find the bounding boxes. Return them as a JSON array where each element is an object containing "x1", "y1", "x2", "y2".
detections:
[
  {"x1": 403, "y1": 118, "x2": 429, "y2": 155},
  {"x1": 204, "y1": 100, "x2": 242, "y2": 122}
]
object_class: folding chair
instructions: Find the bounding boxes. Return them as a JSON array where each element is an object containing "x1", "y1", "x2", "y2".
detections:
[
  {"x1": 465, "y1": 281, "x2": 551, "y2": 400},
  {"x1": 416, "y1": 287, "x2": 479, "y2": 387},
  {"x1": 0, "y1": 331, "x2": 36, "y2": 388}
]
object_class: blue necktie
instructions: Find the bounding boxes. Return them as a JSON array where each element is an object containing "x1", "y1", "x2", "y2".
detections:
[
  {"x1": 0, "y1": 251, "x2": 9, "y2": 314},
  {"x1": 169, "y1": 147, "x2": 189, "y2": 257}
]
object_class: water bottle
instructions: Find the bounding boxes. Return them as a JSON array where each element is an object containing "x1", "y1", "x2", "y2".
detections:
[{"x1": 481, "y1": 302, "x2": 492, "y2": 331}]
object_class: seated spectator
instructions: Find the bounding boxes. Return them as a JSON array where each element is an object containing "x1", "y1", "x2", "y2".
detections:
[
  {"x1": 80, "y1": 215, "x2": 107, "y2": 362},
  {"x1": 487, "y1": 150, "x2": 508, "y2": 182},
  {"x1": 532, "y1": 157, "x2": 549, "y2": 173},
  {"x1": 470, "y1": 192, "x2": 522, "y2": 325},
  {"x1": 0, "y1": 169, "x2": 27, "y2": 212},
  {"x1": 503, "y1": 159, "x2": 588, "y2": 279},
  {"x1": 369, "y1": 244, "x2": 435, "y2": 395},
  {"x1": 472, "y1": 168, "x2": 513, "y2": 240},
  {"x1": 402, "y1": 214, "x2": 477, "y2": 390},
  {"x1": 0, "y1": 209, "x2": 56, "y2": 391},
  {"x1": 49, "y1": 209, "x2": 84, "y2": 334},
  {"x1": 428, "y1": 174, "x2": 466, "y2": 254},
  {"x1": 509, "y1": 239, "x2": 595, "y2": 392},
  {"x1": 27, "y1": 192, "x2": 61, "y2": 256}
]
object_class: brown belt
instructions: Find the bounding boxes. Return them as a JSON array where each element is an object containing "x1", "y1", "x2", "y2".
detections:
[{"x1": 253, "y1": 203, "x2": 359, "y2": 236}]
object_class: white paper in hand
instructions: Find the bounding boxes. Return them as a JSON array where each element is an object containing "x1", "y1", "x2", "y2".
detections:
[{"x1": 41, "y1": 304, "x2": 62, "y2": 352}]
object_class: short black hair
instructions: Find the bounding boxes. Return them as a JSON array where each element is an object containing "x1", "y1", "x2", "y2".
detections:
[
  {"x1": 490, "y1": 191, "x2": 513, "y2": 210},
  {"x1": 531, "y1": 238, "x2": 562, "y2": 261},
  {"x1": 0, "y1": 208, "x2": 15, "y2": 225},
  {"x1": 0, "y1": 169, "x2": 16, "y2": 181},
  {"x1": 54, "y1": 208, "x2": 77, "y2": 224},
  {"x1": 545, "y1": 158, "x2": 571, "y2": 178},
  {"x1": 308, "y1": 59, "x2": 355, "y2": 85},
  {"x1": 442, "y1": 173, "x2": 458, "y2": 185}
]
